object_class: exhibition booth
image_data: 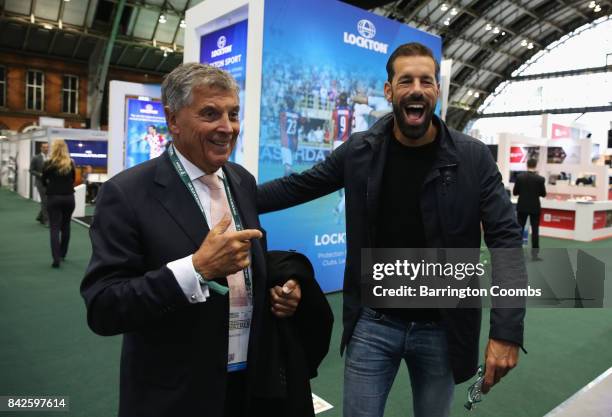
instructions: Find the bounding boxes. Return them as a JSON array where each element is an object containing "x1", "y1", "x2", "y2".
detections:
[
  {"x1": 6, "y1": 127, "x2": 108, "y2": 218},
  {"x1": 498, "y1": 131, "x2": 612, "y2": 241}
]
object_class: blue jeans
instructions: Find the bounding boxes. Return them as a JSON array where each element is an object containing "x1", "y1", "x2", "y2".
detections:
[{"x1": 344, "y1": 307, "x2": 454, "y2": 417}]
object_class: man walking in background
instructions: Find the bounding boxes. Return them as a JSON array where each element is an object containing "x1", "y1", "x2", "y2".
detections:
[
  {"x1": 513, "y1": 158, "x2": 547, "y2": 260},
  {"x1": 30, "y1": 142, "x2": 49, "y2": 225}
]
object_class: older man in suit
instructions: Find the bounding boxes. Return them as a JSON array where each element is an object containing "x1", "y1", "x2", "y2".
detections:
[
  {"x1": 30, "y1": 141, "x2": 49, "y2": 225},
  {"x1": 81, "y1": 63, "x2": 303, "y2": 417}
]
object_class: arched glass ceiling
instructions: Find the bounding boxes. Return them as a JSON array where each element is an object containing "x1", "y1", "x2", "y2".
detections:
[
  {"x1": 469, "y1": 15, "x2": 612, "y2": 146},
  {"x1": 478, "y1": 15, "x2": 612, "y2": 115}
]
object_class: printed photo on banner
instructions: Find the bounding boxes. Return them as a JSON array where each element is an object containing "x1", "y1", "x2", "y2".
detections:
[
  {"x1": 124, "y1": 97, "x2": 169, "y2": 169},
  {"x1": 257, "y1": 0, "x2": 441, "y2": 292}
]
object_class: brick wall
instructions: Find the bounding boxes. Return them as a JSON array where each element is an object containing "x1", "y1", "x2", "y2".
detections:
[{"x1": 0, "y1": 52, "x2": 163, "y2": 132}]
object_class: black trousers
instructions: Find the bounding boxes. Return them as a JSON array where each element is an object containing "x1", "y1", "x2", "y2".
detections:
[
  {"x1": 517, "y1": 210, "x2": 540, "y2": 255},
  {"x1": 47, "y1": 194, "x2": 75, "y2": 263},
  {"x1": 223, "y1": 371, "x2": 247, "y2": 417},
  {"x1": 35, "y1": 181, "x2": 48, "y2": 222}
]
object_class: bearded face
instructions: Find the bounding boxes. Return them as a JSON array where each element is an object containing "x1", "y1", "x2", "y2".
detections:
[{"x1": 384, "y1": 55, "x2": 440, "y2": 142}]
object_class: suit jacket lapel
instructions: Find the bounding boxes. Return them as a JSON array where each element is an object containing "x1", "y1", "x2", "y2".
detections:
[{"x1": 151, "y1": 153, "x2": 209, "y2": 248}]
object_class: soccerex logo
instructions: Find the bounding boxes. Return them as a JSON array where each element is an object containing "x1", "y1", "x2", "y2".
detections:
[
  {"x1": 217, "y1": 36, "x2": 227, "y2": 49},
  {"x1": 357, "y1": 19, "x2": 376, "y2": 39},
  {"x1": 343, "y1": 19, "x2": 388, "y2": 54}
]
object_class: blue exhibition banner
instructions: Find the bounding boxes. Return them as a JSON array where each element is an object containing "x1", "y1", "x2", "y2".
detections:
[
  {"x1": 200, "y1": 20, "x2": 248, "y2": 164},
  {"x1": 257, "y1": 0, "x2": 441, "y2": 292},
  {"x1": 124, "y1": 98, "x2": 169, "y2": 169},
  {"x1": 65, "y1": 140, "x2": 108, "y2": 168}
]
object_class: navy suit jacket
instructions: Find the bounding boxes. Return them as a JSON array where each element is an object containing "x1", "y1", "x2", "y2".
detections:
[{"x1": 81, "y1": 152, "x2": 268, "y2": 417}]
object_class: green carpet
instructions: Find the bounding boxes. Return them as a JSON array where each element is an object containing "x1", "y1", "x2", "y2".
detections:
[{"x1": 1, "y1": 187, "x2": 611, "y2": 417}]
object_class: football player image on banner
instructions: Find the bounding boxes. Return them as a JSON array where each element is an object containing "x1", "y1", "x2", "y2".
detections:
[
  {"x1": 257, "y1": 0, "x2": 441, "y2": 292},
  {"x1": 331, "y1": 93, "x2": 352, "y2": 222},
  {"x1": 279, "y1": 97, "x2": 302, "y2": 177},
  {"x1": 124, "y1": 98, "x2": 168, "y2": 169}
]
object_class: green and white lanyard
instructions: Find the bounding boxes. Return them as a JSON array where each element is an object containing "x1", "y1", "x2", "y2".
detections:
[{"x1": 167, "y1": 145, "x2": 253, "y2": 300}]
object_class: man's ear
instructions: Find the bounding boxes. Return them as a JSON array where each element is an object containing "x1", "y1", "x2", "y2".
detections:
[
  {"x1": 384, "y1": 81, "x2": 392, "y2": 103},
  {"x1": 165, "y1": 106, "x2": 179, "y2": 136}
]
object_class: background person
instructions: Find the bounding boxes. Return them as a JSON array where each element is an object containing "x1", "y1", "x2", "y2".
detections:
[
  {"x1": 30, "y1": 142, "x2": 49, "y2": 225},
  {"x1": 513, "y1": 158, "x2": 547, "y2": 260},
  {"x1": 42, "y1": 140, "x2": 75, "y2": 268}
]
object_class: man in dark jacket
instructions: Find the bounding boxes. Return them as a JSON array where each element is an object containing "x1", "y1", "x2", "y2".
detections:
[
  {"x1": 30, "y1": 142, "x2": 49, "y2": 225},
  {"x1": 258, "y1": 43, "x2": 527, "y2": 417},
  {"x1": 81, "y1": 64, "x2": 312, "y2": 417},
  {"x1": 513, "y1": 158, "x2": 547, "y2": 260}
]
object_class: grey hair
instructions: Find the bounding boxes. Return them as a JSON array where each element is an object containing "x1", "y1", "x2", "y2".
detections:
[{"x1": 161, "y1": 63, "x2": 240, "y2": 113}]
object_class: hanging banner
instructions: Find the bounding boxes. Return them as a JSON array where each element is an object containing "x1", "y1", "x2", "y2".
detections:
[
  {"x1": 200, "y1": 19, "x2": 248, "y2": 164},
  {"x1": 257, "y1": 0, "x2": 441, "y2": 292}
]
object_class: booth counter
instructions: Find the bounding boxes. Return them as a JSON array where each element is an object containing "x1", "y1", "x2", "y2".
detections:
[{"x1": 511, "y1": 197, "x2": 612, "y2": 241}]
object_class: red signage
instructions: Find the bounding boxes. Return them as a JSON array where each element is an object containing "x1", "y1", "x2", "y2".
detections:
[
  {"x1": 540, "y1": 209, "x2": 576, "y2": 230},
  {"x1": 551, "y1": 123, "x2": 571, "y2": 139},
  {"x1": 593, "y1": 211, "x2": 607, "y2": 229},
  {"x1": 593, "y1": 210, "x2": 612, "y2": 230},
  {"x1": 510, "y1": 146, "x2": 525, "y2": 163}
]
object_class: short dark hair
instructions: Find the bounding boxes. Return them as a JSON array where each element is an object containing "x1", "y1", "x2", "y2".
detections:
[
  {"x1": 386, "y1": 42, "x2": 440, "y2": 83},
  {"x1": 527, "y1": 158, "x2": 538, "y2": 169}
]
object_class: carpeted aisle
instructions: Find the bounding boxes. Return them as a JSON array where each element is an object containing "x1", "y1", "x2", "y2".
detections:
[
  {"x1": 1, "y1": 187, "x2": 612, "y2": 417},
  {"x1": 0, "y1": 189, "x2": 120, "y2": 417}
]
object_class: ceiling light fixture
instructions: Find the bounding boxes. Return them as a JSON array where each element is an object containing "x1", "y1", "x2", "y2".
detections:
[
  {"x1": 594, "y1": 4, "x2": 601, "y2": 12},
  {"x1": 493, "y1": 26, "x2": 500, "y2": 34},
  {"x1": 588, "y1": 1, "x2": 596, "y2": 8},
  {"x1": 527, "y1": 42, "x2": 534, "y2": 49},
  {"x1": 43, "y1": 23, "x2": 53, "y2": 30},
  {"x1": 444, "y1": 18, "x2": 451, "y2": 26},
  {"x1": 158, "y1": 14, "x2": 167, "y2": 24},
  {"x1": 521, "y1": 39, "x2": 528, "y2": 46},
  {"x1": 467, "y1": 90, "x2": 473, "y2": 96},
  {"x1": 441, "y1": 3, "x2": 449, "y2": 11},
  {"x1": 501, "y1": 31, "x2": 506, "y2": 36},
  {"x1": 474, "y1": 92, "x2": 480, "y2": 98},
  {"x1": 179, "y1": 19, "x2": 186, "y2": 28},
  {"x1": 451, "y1": 8, "x2": 458, "y2": 15},
  {"x1": 485, "y1": 23, "x2": 492, "y2": 31}
]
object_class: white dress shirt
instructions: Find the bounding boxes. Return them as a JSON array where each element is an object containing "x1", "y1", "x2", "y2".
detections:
[{"x1": 166, "y1": 148, "x2": 224, "y2": 304}]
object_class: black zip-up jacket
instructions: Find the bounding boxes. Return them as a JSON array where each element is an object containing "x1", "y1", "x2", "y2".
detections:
[{"x1": 257, "y1": 113, "x2": 527, "y2": 383}]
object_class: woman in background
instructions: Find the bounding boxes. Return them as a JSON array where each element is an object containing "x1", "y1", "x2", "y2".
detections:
[{"x1": 42, "y1": 140, "x2": 75, "y2": 268}]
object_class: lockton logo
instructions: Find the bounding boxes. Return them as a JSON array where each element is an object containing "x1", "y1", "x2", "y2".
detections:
[
  {"x1": 140, "y1": 103, "x2": 159, "y2": 115},
  {"x1": 357, "y1": 19, "x2": 376, "y2": 39},
  {"x1": 211, "y1": 35, "x2": 232, "y2": 58},
  {"x1": 343, "y1": 19, "x2": 388, "y2": 54},
  {"x1": 217, "y1": 35, "x2": 227, "y2": 49}
]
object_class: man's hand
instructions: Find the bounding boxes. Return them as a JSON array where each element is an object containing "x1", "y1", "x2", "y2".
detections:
[
  {"x1": 270, "y1": 279, "x2": 301, "y2": 318},
  {"x1": 192, "y1": 214, "x2": 263, "y2": 278},
  {"x1": 482, "y1": 338, "x2": 519, "y2": 394}
]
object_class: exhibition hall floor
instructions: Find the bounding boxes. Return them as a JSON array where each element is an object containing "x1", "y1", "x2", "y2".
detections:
[{"x1": 1, "y1": 187, "x2": 611, "y2": 417}]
